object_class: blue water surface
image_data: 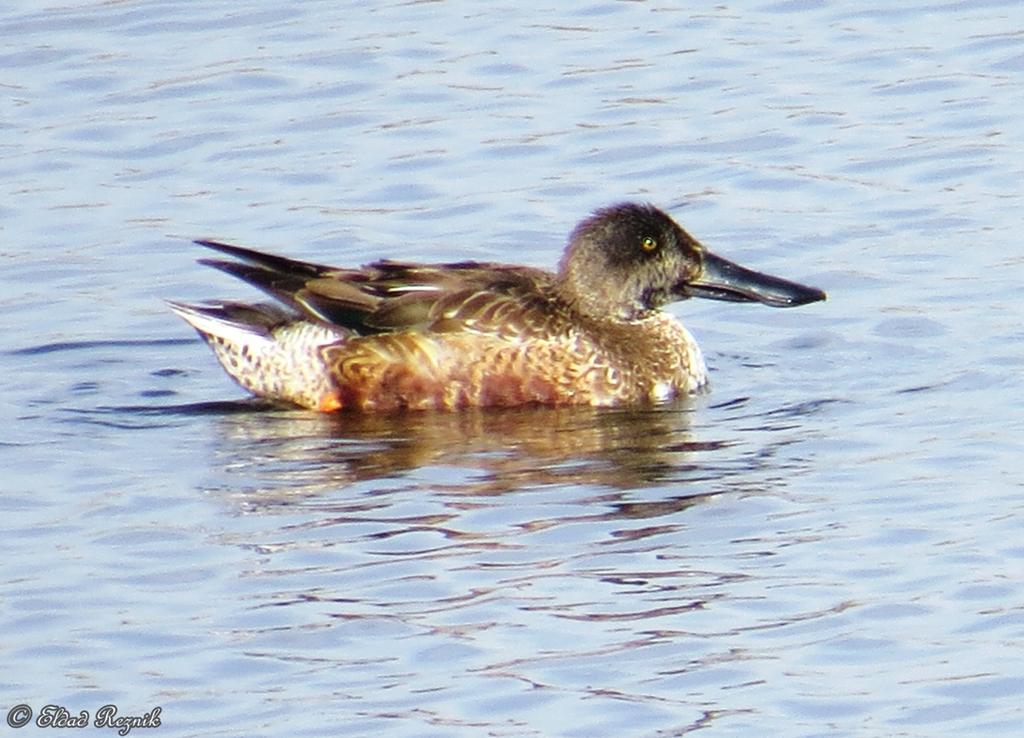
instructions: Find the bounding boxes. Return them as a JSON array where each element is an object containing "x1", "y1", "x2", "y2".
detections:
[{"x1": 3, "y1": 1, "x2": 1024, "y2": 736}]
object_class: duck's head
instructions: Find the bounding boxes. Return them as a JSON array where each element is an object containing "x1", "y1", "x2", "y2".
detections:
[{"x1": 557, "y1": 202, "x2": 826, "y2": 321}]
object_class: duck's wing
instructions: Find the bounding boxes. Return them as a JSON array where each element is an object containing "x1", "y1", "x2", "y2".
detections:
[{"x1": 194, "y1": 239, "x2": 562, "y2": 339}]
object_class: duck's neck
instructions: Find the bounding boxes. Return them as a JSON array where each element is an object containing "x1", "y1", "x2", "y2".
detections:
[{"x1": 554, "y1": 268, "x2": 649, "y2": 323}]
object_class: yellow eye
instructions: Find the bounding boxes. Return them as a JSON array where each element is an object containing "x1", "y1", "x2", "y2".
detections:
[{"x1": 641, "y1": 236, "x2": 658, "y2": 252}]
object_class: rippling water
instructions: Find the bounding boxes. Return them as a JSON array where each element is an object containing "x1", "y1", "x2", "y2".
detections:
[{"x1": 4, "y1": 1, "x2": 1024, "y2": 736}]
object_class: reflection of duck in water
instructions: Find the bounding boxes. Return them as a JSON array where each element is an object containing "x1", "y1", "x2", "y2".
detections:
[
  {"x1": 207, "y1": 402, "x2": 728, "y2": 498},
  {"x1": 170, "y1": 203, "x2": 825, "y2": 411}
]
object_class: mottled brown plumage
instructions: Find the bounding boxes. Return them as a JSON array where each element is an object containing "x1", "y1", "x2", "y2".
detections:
[{"x1": 169, "y1": 203, "x2": 825, "y2": 411}]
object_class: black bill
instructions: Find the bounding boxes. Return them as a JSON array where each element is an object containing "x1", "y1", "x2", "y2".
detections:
[{"x1": 683, "y1": 251, "x2": 827, "y2": 307}]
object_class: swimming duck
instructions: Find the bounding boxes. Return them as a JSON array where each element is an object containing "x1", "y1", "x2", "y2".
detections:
[{"x1": 169, "y1": 202, "x2": 825, "y2": 411}]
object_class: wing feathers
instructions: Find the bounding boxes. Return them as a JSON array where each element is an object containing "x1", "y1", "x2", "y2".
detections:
[
  {"x1": 195, "y1": 239, "x2": 330, "y2": 277},
  {"x1": 192, "y1": 240, "x2": 562, "y2": 339}
]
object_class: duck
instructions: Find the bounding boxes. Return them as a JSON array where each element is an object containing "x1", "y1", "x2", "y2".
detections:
[{"x1": 169, "y1": 202, "x2": 825, "y2": 411}]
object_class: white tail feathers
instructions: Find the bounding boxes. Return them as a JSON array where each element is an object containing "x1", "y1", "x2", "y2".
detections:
[{"x1": 168, "y1": 300, "x2": 343, "y2": 408}]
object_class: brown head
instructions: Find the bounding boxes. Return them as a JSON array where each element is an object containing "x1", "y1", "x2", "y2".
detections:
[{"x1": 556, "y1": 202, "x2": 826, "y2": 321}]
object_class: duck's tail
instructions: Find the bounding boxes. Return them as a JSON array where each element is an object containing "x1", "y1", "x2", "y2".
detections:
[{"x1": 167, "y1": 300, "x2": 344, "y2": 410}]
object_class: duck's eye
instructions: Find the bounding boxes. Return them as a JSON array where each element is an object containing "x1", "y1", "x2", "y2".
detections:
[{"x1": 641, "y1": 236, "x2": 658, "y2": 253}]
